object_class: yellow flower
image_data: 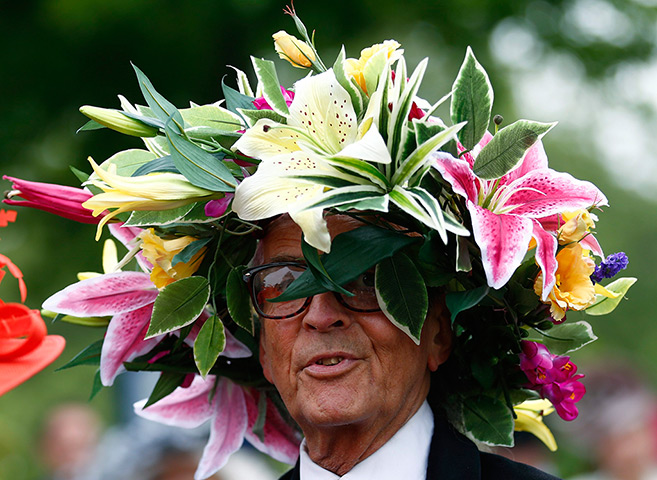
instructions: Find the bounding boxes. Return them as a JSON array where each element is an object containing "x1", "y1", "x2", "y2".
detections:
[
  {"x1": 345, "y1": 40, "x2": 402, "y2": 93},
  {"x1": 534, "y1": 243, "x2": 596, "y2": 321},
  {"x1": 82, "y1": 157, "x2": 219, "y2": 240},
  {"x1": 272, "y1": 30, "x2": 316, "y2": 68},
  {"x1": 138, "y1": 229, "x2": 207, "y2": 289},
  {"x1": 558, "y1": 210, "x2": 596, "y2": 245},
  {"x1": 514, "y1": 399, "x2": 557, "y2": 452}
]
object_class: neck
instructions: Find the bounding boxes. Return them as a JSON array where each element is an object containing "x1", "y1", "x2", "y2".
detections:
[{"x1": 301, "y1": 381, "x2": 429, "y2": 476}]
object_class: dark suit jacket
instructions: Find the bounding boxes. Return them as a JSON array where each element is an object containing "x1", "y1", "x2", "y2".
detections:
[{"x1": 278, "y1": 416, "x2": 561, "y2": 480}]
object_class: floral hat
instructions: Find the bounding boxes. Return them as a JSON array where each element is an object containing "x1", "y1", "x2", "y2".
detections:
[{"x1": 3, "y1": 6, "x2": 635, "y2": 480}]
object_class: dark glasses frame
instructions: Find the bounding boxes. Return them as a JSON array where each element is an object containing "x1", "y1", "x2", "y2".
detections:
[{"x1": 242, "y1": 261, "x2": 380, "y2": 319}]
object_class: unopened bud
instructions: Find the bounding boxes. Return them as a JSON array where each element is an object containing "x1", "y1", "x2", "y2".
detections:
[
  {"x1": 272, "y1": 30, "x2": 316, "y2": 69},
  {"x1": 79, "y1": 105, "x2": 159, "y2": 137},
  {"x1": 493, "y1": 114, "x2": 504, "y2": 126}
]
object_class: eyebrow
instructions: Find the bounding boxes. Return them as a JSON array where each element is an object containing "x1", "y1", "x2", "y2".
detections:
[{"x1": 268, "y1": 255, "x2": 305, "y2": 263}]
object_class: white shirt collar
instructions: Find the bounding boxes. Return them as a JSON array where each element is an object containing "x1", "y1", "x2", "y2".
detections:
[{"x1": 299, "y1": 400, "x2": 434, "y2": 480}]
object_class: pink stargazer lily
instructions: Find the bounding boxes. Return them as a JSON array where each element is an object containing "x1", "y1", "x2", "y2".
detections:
[
  {"x1": 434, "y1": 133, "x2": 607, "y2": 295},
  {"x1": 3, "y1": 175, "x2": 100, "y2": 224},
  {"x1": 42, "y1": 271, "x2": 161, "y2": 385},
  {"x1": 135, "y1": 375, "x2": 301, "y2": 480}
]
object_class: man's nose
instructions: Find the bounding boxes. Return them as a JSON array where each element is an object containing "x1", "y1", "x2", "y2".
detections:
[{"x1": 301, "y1": 292, "x2": 351, "y2": 332}]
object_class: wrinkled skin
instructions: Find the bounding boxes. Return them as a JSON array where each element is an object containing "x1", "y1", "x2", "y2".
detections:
[{"x1": 258, "y1": 215, "x2": 452, "y2": 475}]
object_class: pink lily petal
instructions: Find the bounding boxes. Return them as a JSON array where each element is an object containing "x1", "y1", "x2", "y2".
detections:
[
  {"x1": 42, "y1": 271, "x2": 158, "y2": 317},
  {"x1": 100, "y1": 303, "x2": 160, "y2": 386},
  {"x1": 109, "y1": 223, "x2": 153, "y2": 271},
  {"x1": 243, "y1": 388, "x2": 301, "y2": 464},
  {"x1": 531, "y1": 220, "x2": 558, "y2": 300},
  {"x1": 134, "y1": 375, "x2": 215, "y2": 428},
  {"x1": 536, "y1": 214, "x2": 604, "y2": 258},
  {"x1": 504, "y1": 169, "x2": 608, "y2": 218},
  {"x1": 433, "y1": 153, "x2": 480, "y2": 203},
  {"x1": 195, "y1": 380, "x2": 248, "y2": 480},
  {"x1": 470, "y1": 205, "x2": 533, "y2": 289},
  {"x1": 581, "y1": 234, "x2": 604, "y2": 258}
]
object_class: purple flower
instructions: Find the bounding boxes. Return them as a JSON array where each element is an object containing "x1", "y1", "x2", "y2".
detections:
[{"x1": 591, "y1": 252, "x2": 629, "y2": 283}]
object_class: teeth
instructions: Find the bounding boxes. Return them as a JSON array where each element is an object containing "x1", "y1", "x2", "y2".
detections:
[{"x1": 316, "y1": 356, "x2": 343, "y2": 366}]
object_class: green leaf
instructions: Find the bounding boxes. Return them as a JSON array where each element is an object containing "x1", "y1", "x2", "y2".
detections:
[
  {"x1": 226, "y1": 267, "x2": 255, "y2": 334},
  {"x1": 252, "y1": 391, "x2": 268, "y2": 443},
  {"x1": 273, "y1": 226, "x2": 418, "y2": 302},
  {"x1": 70, "y1": 166, "x2": 90, "y2": 184},
  {"x1": 77, "y1": 119, "x2": 105, "y2": 133},
  {"x1": 333, "y1": 46, "x2": 364, "y2": 117},
  {"x1": 56, "y1": 315, "x2": 110, "y2": 327},
  {"x1": 181, "y1": 104, "x2": 242, "y2": 132},
  {"x1": 450, "y1": 47, "x2": 494, "y2": 150},
  {"x1": 528, "y1": 321, "x2": 597, "y2": 355},
  {"x1": 333, "y1": 194, "x2": 390, "y2": 213},
  {"x1": 147, "y1": 277, "x2": 210, "y2": 338},
  {"x1": 172, "y1": 237, "x2": 212, "y2": 266},
  {"x1": 98, "y1": 149, "x2": 159, "y2": 177},
  {"x1": 89, "y1": 370, "x2": 104, "y2": 401},
  {"x1": 239, "y1": 108, "x2": 286, "y2": 128},
  {"x1": 230, "y1": 66, "x2": 254, "y2": 97},
  {"x1": 222, "y1": 76, "x2": 257, "y2": 115},
  {"x1": 251, "y1": 57, "x2": 290, "y2": 116},
  {"x1": 193, "y1": 315, "x2": 226, "y2": 377},
  {"x1": 392, "y1": 122, "x2": 464, "y2": 186},
  {"x1": 125, "y1": 204, "x2": 196, "y2": 227},
  {"x1": 473, "y1": 120, "x2": 556, "y2": 180},
  {"x1": 375, "y1": 252, "x2": 428, "y2": 344},
  {"x1": 445, "y1": 286, "x2": 489, "y2": 322},
  {"x1": 131, "y1": 156, "x2": 179, "y2": 176},
  {"x1": 144, "y1": 371, "x2": 187, "y2": 408},
  {"x1": 132, "y1": 63, "x2": 184, "y2": 128},
  {"x1": 389, "y1": 58, "x2": 427, "y2": 162},
  {"x1": 586, "y1": 277, "x2": 637, "y2": 316},
  {"x1": 165, "y1": 122, "x2": 236, "y2": 191},
  {"x1": 325, "y1": 157, "x2": 389, "y2": 189},
  {"x1": 463, "y1": 395, "x2": 514, "y2": 446},
  {"x1": 56, "y1": 339, "x2": 103, "y2": 371},
  {"x1": 300, "y1": 186, "x2": 386, "y2": 211},
  {"x1": 414, "y1": 121, "x2": 445, "y2": 146},
  {"x1": 301, "y1": 237, "x2": 353, "y2": 297},
  {"x1": 456, "y1": 236, "x2": 472, "y2": 272}
]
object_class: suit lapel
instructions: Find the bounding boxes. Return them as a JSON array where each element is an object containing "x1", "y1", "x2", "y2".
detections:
[{"x1": 426, "y1": 415, "x2": 481, "y2": 480}]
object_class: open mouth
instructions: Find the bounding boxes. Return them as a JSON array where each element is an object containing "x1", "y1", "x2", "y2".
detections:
[{"x1": 315, "y1": 356, "x2": 343, "y2": 366}]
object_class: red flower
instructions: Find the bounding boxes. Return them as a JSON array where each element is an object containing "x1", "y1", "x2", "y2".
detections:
[{"x1": 252, "y1": 87, "x2": 295, "y2": 110}]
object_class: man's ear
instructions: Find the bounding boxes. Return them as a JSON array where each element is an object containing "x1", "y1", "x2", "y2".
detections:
[
  {"x1": 259, "y1": 328, "x2": 274, "y2": 383},
  {"x1": 426, "y1": 296, "x2": 453, "y2": 372}
]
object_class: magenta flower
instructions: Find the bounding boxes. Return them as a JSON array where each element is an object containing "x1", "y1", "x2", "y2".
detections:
[
  {"x1": 434, "y1": 134, "x2": 607, "y2": 296},
  {"x1": 3, "y1": 175, "x2": 100, "y2": 224},
  {"x1": 135, "y1": 375, "x2": 301, "y2": 480},
  {"x1": 204, "y1": 194, "x2": 233, "y2": 218},
  {"x1": 519, "y1": 341, "x2": 586, "y2": 421},
  {"x1": 252, "y1": 86, "x2": 295, "y2": 110}
]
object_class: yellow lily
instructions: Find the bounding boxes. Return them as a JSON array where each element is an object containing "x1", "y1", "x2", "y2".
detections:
[
  {"x1": 514, "y1": 399, "x2": 558, "y2": 451},
  {"x1": 82, "y1": 157, "x2": 219, "y2": 240}
]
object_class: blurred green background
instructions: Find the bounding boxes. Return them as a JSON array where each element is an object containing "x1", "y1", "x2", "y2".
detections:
[{"x1": 0, "y1": 0, "x2": 655, "y2": 478}]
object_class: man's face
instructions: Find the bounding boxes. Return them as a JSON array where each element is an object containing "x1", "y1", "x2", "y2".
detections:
[{"x1": 258, "y1": 215, "x2": 449, "y2": 434}]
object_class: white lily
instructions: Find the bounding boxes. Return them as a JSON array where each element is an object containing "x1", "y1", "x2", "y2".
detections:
[{"x1": 232, "y1": 69, "x2": 392, "y2": 252}]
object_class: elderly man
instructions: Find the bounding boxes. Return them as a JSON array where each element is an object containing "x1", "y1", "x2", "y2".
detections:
[{"x1": 252, "y1": 215, "x2": 560, "y2": 480}]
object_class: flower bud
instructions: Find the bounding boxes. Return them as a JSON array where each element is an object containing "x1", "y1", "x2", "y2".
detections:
[
  {"x1": 79, "y1": 105, "x2": 159, "y2": 137},
  {"x1": 272, "y1": 30, "x2": 315, "y2": 68}
]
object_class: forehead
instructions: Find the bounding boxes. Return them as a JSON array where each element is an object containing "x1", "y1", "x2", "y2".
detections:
[{"x1": 260, "y1": 215, "x2": 364, "y2": 262}]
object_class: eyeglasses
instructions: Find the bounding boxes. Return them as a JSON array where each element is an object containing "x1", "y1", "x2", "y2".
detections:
[{"x1": 242, "y1": 261, "x2": 380, "y2": 319}]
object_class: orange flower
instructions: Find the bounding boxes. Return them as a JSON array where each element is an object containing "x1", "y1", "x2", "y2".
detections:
[
  {"x1": 138, "y1": 229, "x2": 207, "y2": 289},
  {"x1": 534, "y1": 243, "x2": 596, "y2": 321},
  {"x1": 272, "y1": 30, "x2": 316, "y2": 69}
]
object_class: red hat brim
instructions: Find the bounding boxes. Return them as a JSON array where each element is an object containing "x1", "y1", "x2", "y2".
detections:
[{"x1": 0, "y1": 335, "x2": 65, "y2": 397}]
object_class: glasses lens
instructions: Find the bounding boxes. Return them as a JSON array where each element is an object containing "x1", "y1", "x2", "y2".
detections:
[
  {"x1": 341, "y1": 270, "x2": 379, "y2": 311},
  {"x1": 253, "y1": 264, "x2": 307, "y2": 318}
]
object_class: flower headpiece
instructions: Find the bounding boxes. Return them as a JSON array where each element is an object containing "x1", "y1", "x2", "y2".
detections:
[{"x1": 4, "y1": 7, "x2": 636, "y2": 479}]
